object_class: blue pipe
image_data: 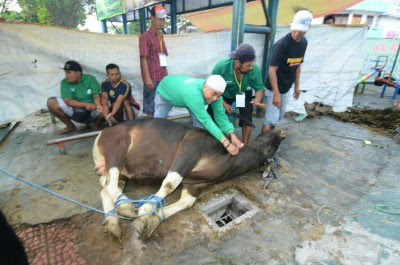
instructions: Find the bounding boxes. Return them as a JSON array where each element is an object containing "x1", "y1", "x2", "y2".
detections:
[
  {"x1": 101, "y1": 19, "x2": 107, "y2": 33},
  {"x1": 244, "y1": 24, "x2": 272, "y2": 34},
  {"x1": 139, "y1": 8, "x2": 147, "y2": 33},
  {"x1": 170, "y1": 0, "x2": 177, "y2": 34},
  {"x1": 122, "y1": 13, "x2": 128, "y2": 34}
]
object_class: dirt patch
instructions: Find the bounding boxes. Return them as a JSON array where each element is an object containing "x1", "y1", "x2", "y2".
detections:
[{"x1": 311, "y1": 108, "x2": 400, "y2": 137}]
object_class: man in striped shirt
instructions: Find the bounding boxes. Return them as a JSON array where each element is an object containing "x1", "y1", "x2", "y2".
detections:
[{"x1": 139, "y1": 5, "x2": 168, "y2": 118}]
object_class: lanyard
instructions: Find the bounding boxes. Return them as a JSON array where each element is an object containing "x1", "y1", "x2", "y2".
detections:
[
  {"x1": 233, "y1": 69, "x2": 242, "y2": 92},
  {"x1": 158, "y1": 33, "x2": 163, "y2": 53}
]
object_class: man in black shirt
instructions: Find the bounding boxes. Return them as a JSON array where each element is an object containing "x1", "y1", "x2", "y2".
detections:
[{"x1": 262, "y1": 10, "x2": 313, "y2": 133}]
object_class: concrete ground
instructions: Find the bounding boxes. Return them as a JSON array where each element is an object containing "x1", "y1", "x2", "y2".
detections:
[{"x1": 0, "y1": 84, "x2": 399, "y2": 265}]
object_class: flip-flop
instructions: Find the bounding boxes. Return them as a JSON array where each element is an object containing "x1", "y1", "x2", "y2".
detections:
[
  {"x1": 295, "y1": 114, "x2": 307, "y2": 122},
  {"x1": 57, "y1": 127, "x2": 76, "y2": 135}
]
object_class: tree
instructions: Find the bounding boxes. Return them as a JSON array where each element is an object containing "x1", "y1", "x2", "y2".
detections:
[
  {"x1": 0, "y1": 0, "x2": 15, "y2": 17},
  {"x1": 17, "y1": 0, "x2": 95, "y2": 28}
]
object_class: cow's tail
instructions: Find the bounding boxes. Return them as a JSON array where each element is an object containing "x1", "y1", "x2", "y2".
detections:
[{"x1": 93, "y1": 132, "x2": 105, "y2": 176}]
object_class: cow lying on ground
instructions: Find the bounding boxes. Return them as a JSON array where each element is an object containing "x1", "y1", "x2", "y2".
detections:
[{"x1": 93, "y1": 119, "x2": 285, "y2": 239}]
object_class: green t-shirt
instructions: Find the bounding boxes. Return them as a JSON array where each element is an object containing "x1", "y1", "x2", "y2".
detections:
[
  {"x1": 157, "y1": 75, "x2": 234, "y2": 141},
  {"x1": 60, "y1": 74, "x2": 100, "y2": 103},
  {"x1": 212, "y1": 58, "x2": 264, "y2": 99}
]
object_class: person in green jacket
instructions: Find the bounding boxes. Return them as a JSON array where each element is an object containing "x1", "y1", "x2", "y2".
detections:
[{"x1": 154, "y1": 74, "x2": 243, "y2": 156}]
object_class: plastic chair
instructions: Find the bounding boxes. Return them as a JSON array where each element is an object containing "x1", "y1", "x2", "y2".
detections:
[{"x1": 380, "y1": 79, "x2": 400, "y2": 99}]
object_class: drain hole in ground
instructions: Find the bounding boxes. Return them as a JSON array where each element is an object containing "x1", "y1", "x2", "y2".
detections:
[{"x1": 210, "y1": 198, "x2": 250, "y2": 227}]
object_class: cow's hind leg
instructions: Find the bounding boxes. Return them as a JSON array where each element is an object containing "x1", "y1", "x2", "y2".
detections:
[{"x1": 142, "y1": 184, "x2": 205, "y2": 238}]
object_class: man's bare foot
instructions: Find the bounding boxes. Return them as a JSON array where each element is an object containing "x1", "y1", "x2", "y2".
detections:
[{"x1": 57, "y1": 126, "x2": 76, "y2": 135}]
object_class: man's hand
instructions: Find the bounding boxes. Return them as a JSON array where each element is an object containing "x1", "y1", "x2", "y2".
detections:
[
  {"x1": 105, "y1": 113, "x2": 113, "y2": 121},
  {"x1": 272, "y1": 93, "x2": 282, "y2": 108},
  {"x1": 145, "y1": 79, "x2": 154, "y2": 90},
  {"x1": 95, "y1": 105, "x2": 103, "y2": 113},
  {"x1": 230, "y1": 133, "x2": 244, "y2": 149},
  {"x1": 85, "y1": 103, "x2": 96, "y2": 111},
  {"x1": 293, "y1": 88, "x2": 301, "y2": 99},
  {"x1": 223, "y1": 101, "x2": 233, "y2": 114},
  {"x1": 250, "y1": 100, "x2": 267, "y2": 109},
  {"x1": 226, "y1": 143, "x2": 239, "y2": 156}
]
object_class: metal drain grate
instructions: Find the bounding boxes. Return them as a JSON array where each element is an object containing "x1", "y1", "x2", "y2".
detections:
[{"x1": 197, "y1": 189, "x2": 259, "y2": 235}]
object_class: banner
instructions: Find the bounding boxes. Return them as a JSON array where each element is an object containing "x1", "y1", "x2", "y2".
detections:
[
  {"x1": 95, "y1": 0, "x2": 126, "y2": 20},
  {"x1": 0, "y1": 22, "x2": 366, "y2": 123},
  {"x1": 95, "y1": 0, "x2": 167, "y2": 20}
]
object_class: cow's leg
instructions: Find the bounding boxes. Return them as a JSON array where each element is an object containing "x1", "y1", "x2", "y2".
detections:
[
  {"x1": 142, "y1": 184, "x2": 206, "y2": 238},
  {"x1": 137, "y1": 170, "x2": 184, "y2": 217}
]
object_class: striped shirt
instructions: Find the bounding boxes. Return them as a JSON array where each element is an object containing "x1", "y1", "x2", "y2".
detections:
[
  {"x1": 100, "y1": 79, "x2": 130, "y2": 104},
  {"x1": 139, "y1": 27, "x2": 168, "y2": 82}
]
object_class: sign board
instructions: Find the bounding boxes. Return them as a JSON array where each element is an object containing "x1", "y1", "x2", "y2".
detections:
[{"x1": 95, "y1": 0, "x2": 167, "y2": 20}]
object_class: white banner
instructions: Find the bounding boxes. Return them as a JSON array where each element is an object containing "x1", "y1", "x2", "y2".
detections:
[{"x1": 0, "y1": 21, "x2": 366, "y2": 123}]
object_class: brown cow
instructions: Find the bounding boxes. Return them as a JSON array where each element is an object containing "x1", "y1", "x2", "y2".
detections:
[{"x1": 93, "y1": 119, "x2": 284, "y2": 239}]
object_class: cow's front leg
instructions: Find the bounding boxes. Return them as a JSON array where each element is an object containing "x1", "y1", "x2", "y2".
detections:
[
  {"x1": 106, "y1": 167, "x2": 136, "y2": 218},
  {"x1": 136, "y1": 170, "x2": 184, "y2": 235},
  {"x1": 100, "y1": 186, "x2": 122, "y2": 239},
  {"x1": 143, "y1": 186, "x2": 198, "y2": 238}
]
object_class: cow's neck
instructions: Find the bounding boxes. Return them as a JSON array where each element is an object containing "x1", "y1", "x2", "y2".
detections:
[{"x1": 229, "y1": 144, "x2": 265, "y2": 176}]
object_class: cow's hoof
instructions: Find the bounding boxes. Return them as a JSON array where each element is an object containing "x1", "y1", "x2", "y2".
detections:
[
  {"x1": 103, "y1": 219, "x2": 122, "y2": 240},
  {"x1": 117, "y1": 203, "x2": 137, "y2": 218},
  {"x1": 143, "y1": 215, "x2": 161, "y2": 239}
]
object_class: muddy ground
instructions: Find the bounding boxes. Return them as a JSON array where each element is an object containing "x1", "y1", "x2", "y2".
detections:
[{"x1": 1, "y1": 85, "x2": 400, "y2": 265}]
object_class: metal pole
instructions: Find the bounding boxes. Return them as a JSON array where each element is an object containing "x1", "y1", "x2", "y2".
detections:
[
  {"x1": 139, "y1": 8, "x2": 147, "y2": 33},
  {"x1": 244, "y1": 25, "x2": 271, "y2": 34},
  {"x1": 389, "y1": 42, "x2": 400, "y2": 77},
  {"x1": 262, "y1": 0, "x2": 279, "y2": 83},
  {"x1": 238, "y1": 0, "x2": 246, "y2": 45},
  {"x1": 170, "y1": 0, "x2": 177, "y2": 34},
  {"x1": 101, "y1": 19, "x2": 108, "y2": 33},
  {"x1": 231, "y1": 0, "x2": 240, "y2": 51},
  {"x1": 122, "y1": 13, "x2": 128, "y2": 34}
]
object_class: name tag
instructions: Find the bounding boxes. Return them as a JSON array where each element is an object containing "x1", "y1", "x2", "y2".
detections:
[
  {"x1": 236, "y1": 92, "x2": 245, "y2": 108},
  {"x1": 159, "y1": 53, "x2": 168, "y2": 67}
]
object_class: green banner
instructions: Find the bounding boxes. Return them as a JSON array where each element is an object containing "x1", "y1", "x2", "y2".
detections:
[{"x1": 95, "y1": 0, "x2": 126, "y2": 21}]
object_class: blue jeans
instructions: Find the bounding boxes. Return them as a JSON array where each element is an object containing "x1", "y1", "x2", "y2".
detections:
[
  {"x1": 143, "y1": 81, "x2": 160, "y2": 115},
  {"x1": 154, "y1": 93, "x2": 204, "y2": 129}
]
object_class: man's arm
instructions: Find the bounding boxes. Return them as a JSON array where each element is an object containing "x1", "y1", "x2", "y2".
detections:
[
  {"x1": 140, "y1": 56, "x2": 154, "y2": 90},
  {"x1": 64, "y1": 98, "x2": 96, "y2": 110},
  {"x1": 100, "y1": 92, "x2": 110, "y2": 116},
  {"x1": 269, "y1": 66, "x2": 281, "y2": 107},
  {"x1": 293, "y1": 64, "x2": 301, "y2": 99},
  {"x1": 106, "y1": 95, "x2": 125, "y2": 120}
]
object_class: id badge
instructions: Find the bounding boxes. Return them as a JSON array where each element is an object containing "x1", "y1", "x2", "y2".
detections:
[
  {"x1": 159, "y1": 53, "x2": 168, "y2": 67},
  {"x1": 236, "y1": 92, "x2": 245, "y2": 108}
]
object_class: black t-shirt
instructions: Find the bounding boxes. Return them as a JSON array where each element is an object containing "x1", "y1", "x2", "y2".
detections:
[{"x1": 266, "y1": 33, "x2": 308, "y2": 94}]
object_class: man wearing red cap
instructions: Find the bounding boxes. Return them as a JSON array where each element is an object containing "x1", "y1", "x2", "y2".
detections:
[{"x1": 139, "y1": 5, "x2": 169, "y2": 118}]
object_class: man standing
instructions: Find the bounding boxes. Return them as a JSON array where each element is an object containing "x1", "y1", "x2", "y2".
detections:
[
  {"x1": 154, "y1": 75, "x2": 243, "y2": 156},
  {"x1": 262, "y1": 10, "x2": 313, "y2": 133},
  {"x1": 100, "y1": 63, "x2": 136, "y2": 122},
  {"x1": 209, "y1": 43, "x2": 266, "y2": 145},
  {"x1": 139, "y1": 5, "x2": 168, "y2": 118},
  {"x1": 47, "y1": 61, "x2": 103, "y2": 134}
]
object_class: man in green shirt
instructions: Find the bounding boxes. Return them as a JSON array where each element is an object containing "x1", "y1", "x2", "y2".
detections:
[
  {"x1": 154, "y1": 75, "x2": 243, "y2": 156},
  {"x1": 47, "y1": 61, "x2": 104, "y2": 134},
  {"x1": 209, "y1": 43, "x2": 266, "y2": 145}
]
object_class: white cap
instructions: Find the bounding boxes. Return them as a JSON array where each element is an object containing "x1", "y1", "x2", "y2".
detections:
[
  {"x1": 290, "y1": 10, "x2": 313, "y2": 32},
  {"x1": 151, "y1": 5, "x2": 168, "y2": 19},
  {"x1": 206, "y1": 75, "x2": 226, "y2": 93}
]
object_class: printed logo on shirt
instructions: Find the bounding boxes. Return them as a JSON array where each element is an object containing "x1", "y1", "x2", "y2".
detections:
[
  {"x1": 70, "y1": 87, "x2": 75, "y2": 92},
  {"x1": 109, "y1": 90, "x2": 115, "y2": 97},
  {"x1": 87, "y1": 89, "x2": 92, "y2": 95},
  {"x1": 286, "y1": 57, "x2": 303, "y2": 67}
]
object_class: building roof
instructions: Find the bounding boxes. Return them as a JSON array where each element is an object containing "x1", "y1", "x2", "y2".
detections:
[
  {"x1": 346, "y1": 0, "x2": 390, "y2": 13},
  {"x1": 184, "y1": 0, "x2": 363, "y2": 32}
]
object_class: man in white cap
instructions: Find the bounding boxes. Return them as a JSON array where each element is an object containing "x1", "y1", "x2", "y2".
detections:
[
  {"x1": 154, "y1": 75, "x2": 244, "y2": 155},
  {"x1": 262, "y1": 10, "x2": 313, "y2": 133},
  {"x1": 139, "y1": 5, "x2": 169, "y2": 118}
]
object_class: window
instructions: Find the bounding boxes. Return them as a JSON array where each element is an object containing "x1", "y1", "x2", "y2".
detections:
[
  {"x1": 352, "y1": 14, "x2": 362, "y2": 24},
  {"x1": 366, "y1": 15, "x2": 374, "y2": 26},
  {"x1": 334, "y1": 14, "x2": 349, "y2": 24}
]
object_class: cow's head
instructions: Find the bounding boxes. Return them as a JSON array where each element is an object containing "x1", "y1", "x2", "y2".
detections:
[{"x1": 254, "y1": 129, "x2": 285, "y2": 159}]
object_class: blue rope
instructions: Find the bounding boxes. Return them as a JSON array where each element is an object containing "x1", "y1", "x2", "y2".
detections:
[{"x1": 0, "y1": 167, "x2": 165, "y2": 221}]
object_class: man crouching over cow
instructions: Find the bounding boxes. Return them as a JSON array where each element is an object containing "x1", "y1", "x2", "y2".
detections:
[{"x1": 154, "y1": 75, "x2": 243, "y2": 156}]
